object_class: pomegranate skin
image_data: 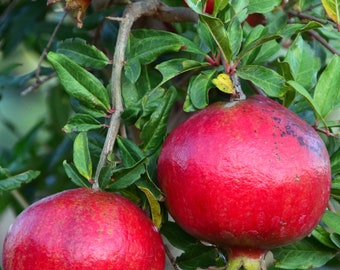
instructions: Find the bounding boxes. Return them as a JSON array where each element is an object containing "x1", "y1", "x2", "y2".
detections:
[
  {"x1": 158, "y1": 95, "x2": 331, "y2": 250},
  {"x1": 2, "y1": 188, "x2": 165, "y2": 270}
]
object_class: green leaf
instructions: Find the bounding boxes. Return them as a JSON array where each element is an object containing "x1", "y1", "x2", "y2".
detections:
[
  {"x1": 237, "y1": 65, "x2": 286, "y2": 97},
  {"x1": 278, "y1": 21, "x2": 323, "y2": 38},
  {"x1": 0, "y1": 170, "x2": 40, "y2": 194},
  {"x1": 322, "y1": 210, "x2": 340, "y2": 234},
  {"x1": 227, "y1": 15, "x2": 243, "y2": 59},
  {"x1": 73, "y1": 132, "x2": 92, "y2": 180},
  {"x1": 116, "y1": 136, "x2": 145, "y2": 167},
  {"x1": 177, "y1": 245, "x2": 223, "y2": 270},
  {"x1": 200, "y1": 14, "x2": 232, "y2": 63},
  {"x1": 331, "y1": 148, "x2": 340, "y2": 175},
  {"x1": 109, "y1": 158, "x2": 147, "y2": 190},
  {"x1": 161, "y1": 221, "x2": 200, "y2": 251},
  {"x1": 247, "y1": 0, "x2": 281, "y2": 13},
  {"x1": 156, "y1": 58, "x2": 209, "y2": 87},
  {"x1": 63, "y1": 161, "x2": 90, "y2": 187},
  {"x1": 314, "y1": 55, "x2": 340, "y2": 118},
  {"x1": 185, "y1": 69, "x2": 217, "y2": 111},
  {"x1": 141, "y1": 87, "x2": 177, "y2": 156},
  {"x1": 272, "y1": 237, "x2": 336, "y2": 269},
  {"x1": 284, "y1": 35, "x2": 320, "y2": 90},
  {"x1": 237, "y1": 27, "x2": 280, "y2": 63},
  {"x1": 322, "y1": 0, "x2": 340, "y2": 24},
  {"x1": 287, "y1": 80, "x2": 326, "y2": 126},
  {"x1": 47, "y1": 52, "x2": 110, "y2": 111},
  {"x1": 57, "y1": 38, "x2": 110, "y2": 69},
  {"x1": 125, "y1": 29, "x2": 205, "y2": 83},
  {"x1": 312, "y1": 225, "x2": 338, "y2": 249},
  {"x1": 63, "y1": 114, "x2": 102, "y2": 133}
]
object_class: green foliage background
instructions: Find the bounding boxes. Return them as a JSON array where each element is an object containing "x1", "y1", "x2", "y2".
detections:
[{"x1": 0, "y1": 0, "x2": 340, "y2": 269}]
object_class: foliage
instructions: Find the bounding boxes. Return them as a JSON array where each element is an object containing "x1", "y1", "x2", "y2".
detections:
[{"x1": 0, "y1": 0, "x2": 340, "y2": 269}]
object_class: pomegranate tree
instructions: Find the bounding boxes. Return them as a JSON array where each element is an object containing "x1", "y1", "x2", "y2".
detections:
[
  {"x1": 157, "y1": 95, "x2": 331, "y2": 269},
  {"x1": 2, "y1": 188, "x2": 165, "y2": 270}
]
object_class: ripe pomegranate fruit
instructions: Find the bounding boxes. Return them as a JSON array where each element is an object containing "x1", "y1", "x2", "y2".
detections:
[
  {"x1": 2, "y1": 188, "x2": 165, "y2": 270},
  {"x1": 157, "y1": 95, "x2": 331, "y2": 269}
]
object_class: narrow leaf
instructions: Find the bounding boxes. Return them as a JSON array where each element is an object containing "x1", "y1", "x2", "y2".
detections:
[
  {"x1": 200, "y1": 14, "x2": 232, "y2": 63},
  {"x1": 0, "y1": 170, "x2": 40, "y2": 194},
  {"x1": 314, "y1": 55, "x2": 340, "y2": 118},
  {"x1": 63, "y1": 161, "x2": 89, "y2": 187},
  {"x1": 141, "y1": 87, "x2": 177, "y2": 156},
  {"x1": 57, "y1": 38, "x2": 109, "y2": 69},
  {"x1": 73, "y1": 132, "x2": 92, "y2": 180},
  {"x1": 47, "y1": 52, "x2": 110, "y2": 111},
  {"x1": 138, "y1": 186, "x2": 162, "y2": 229},
  {"x1": 237, "y1": 65, "x2": 286, "y2": 97}
]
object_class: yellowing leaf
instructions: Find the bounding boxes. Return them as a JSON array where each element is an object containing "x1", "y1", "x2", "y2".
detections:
[
  {"x1": 139, "y1": 186, "x2": 162, "y2": 229},
  {"x1": 321, "y1": 0, "x2": 340, "y2": 24},
  {"x1": 212, "y1": 73, "x2": 235, "y2": 94}
]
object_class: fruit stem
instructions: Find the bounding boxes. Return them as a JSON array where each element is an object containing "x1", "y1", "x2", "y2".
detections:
[{"x1": 225, "y1": 247, "x2": 267, "y2": 270}]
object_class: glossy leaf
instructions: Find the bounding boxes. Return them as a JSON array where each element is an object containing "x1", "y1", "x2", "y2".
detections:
[
  {"x1": 272, "y1": 238, "x2": 336, "y2": 269},
  {"x1": 0, "y1": 170, "x2": 40, "y2": 194},
  {"x1": 237, "y1": 65, "x2": 286, "y2": 97},
  {"x1": 200, "y1": 14, "x2": 232, "y2": 63},
  {"x1": 314, "y1": 55, "x2": 340, "y2": 117},
  {"x1": 57, "y1": 38, "x2": 110, "y2": 69},
  {"x1": 47, "y1": 52, "x2": 110, "y2": 111},
  {"x1": 73, "y1": 132, "x2": 92, "y2": 180},
  {"x1": 185, "y1": 69, "x2": 217, "y2": 111}
]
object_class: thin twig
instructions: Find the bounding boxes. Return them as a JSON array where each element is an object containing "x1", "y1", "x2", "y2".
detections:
[
  {"x1": 92, "y1": 0, "x2": 160, "y2": 188},
  {"x1": 35, "y1": 12, "x2": 68, "y2": 80},
  {"x1": 287, "y1": 10, "x2": 336, "y2": 27},
  {"x1": 307, "y1": 30, "x2": 340, "y2": 56},
  {"x1": 21, "y1": 72, "x2": 56, "y2": 96}
]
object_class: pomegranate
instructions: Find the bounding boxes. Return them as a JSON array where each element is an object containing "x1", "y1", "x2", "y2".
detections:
[
  {"x1": 2, "y1": 188, "x2": 165, "y2": 270},
  {"x1": 157, "y1": 95, "x2": 331, "y2": 269}
]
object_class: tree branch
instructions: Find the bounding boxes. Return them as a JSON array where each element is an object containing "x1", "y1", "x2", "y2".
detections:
[{"x1": 93, "y1": 0, "x2": 160, "y2": 188}]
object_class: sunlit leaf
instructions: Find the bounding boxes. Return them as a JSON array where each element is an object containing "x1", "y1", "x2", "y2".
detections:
[
  {"x1": 212, "y1": 73, "x2": 235, "y2": 94},
  {"x1": 47, "y1": 52, "x2": 110, "y2": 111},
  {"x1": 73, "y1": 132, "x2": 92, "y2": 180}
]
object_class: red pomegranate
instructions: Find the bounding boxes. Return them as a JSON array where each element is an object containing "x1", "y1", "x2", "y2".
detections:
[
  {"x1": 157, "y1": 95, "x2": 331, "y2": 267},
  {"x1": 2, "y1": 188, "x2": 165, "y2": 270}
]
